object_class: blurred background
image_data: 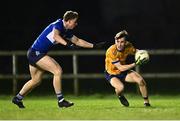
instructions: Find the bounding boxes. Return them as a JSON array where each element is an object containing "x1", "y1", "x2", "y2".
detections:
[{"x1": 0, "y1": 0, "x2": 180, "y2": 95}]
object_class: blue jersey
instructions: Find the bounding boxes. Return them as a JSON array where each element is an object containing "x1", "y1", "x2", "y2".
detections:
[{"x1": 31, "y1": 19, "x2": 73, "y2": 53}]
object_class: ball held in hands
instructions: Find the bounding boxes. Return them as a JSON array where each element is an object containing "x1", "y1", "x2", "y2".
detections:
[{"x1": 135, "y1": 50, "x2": 149, "y2": 65}]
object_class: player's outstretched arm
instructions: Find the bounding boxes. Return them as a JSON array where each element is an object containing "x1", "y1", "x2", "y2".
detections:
[
  {"x1": 71, "y1": 35, "x2": 106, "y2": 49},
  {"x1": 93, "y1": 41, "x2": 107, "y2": 49},
  {"x1": 53, "y1": 29, "x2": 79, "y2": 49},
  {"x1": 66, "y1": 40, "x2": 80, "y2": 49},
  {"x1": 71, "y1": 35, "x2": 93, "y2": 48}
]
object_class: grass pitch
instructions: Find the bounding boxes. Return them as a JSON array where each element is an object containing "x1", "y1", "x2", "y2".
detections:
[{"x1": 0, "y1": 94, "x2": 180, "y2": 120}]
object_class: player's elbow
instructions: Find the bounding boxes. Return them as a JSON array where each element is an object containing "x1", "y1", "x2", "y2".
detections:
[
  {"x1": 73, "y1": 39, "x2": 81, "y2": 45},
  {"x1": 53, "y1": 34, "x2": 58, "y2": 40},
  {"x1": 118, "y1": 67, "x2": 127, "y2": 72},
  {"x1": 114, "y1": 64, "x2": 127, "y2": 72}
]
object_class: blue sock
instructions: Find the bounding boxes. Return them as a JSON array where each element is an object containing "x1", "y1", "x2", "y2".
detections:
[
  {"x1": 56, "y1": 93, "x2": 64, "y2": 102},
  {"x1": 16, "y1": 93, "x2": 24, "y2": 101}
]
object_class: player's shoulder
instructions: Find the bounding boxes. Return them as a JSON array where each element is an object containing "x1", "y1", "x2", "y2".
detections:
[
  {"x1": 106, "y1": 44, "x2": 117, "y2": 56},
  {"x1": 51, "y1": 18, "x2": 64, "y2": 31},
  {"x1": 52, "y1": 18, "x2": 63, "y2": 25},
  {"x1": 57, "y1": 18, "x2": 63, "y2": 23},
  {"x1": 106, "y1": 44, "x2": 116, "y2": 52}
]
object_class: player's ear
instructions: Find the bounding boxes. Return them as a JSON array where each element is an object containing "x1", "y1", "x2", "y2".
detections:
[{"x1": 115, "y1": 39, "x2": 118, "y2": 44}]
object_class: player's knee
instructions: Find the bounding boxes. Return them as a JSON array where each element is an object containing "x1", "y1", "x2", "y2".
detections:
[
  {"x1": 33, "y1": 81, "x2": 41, "y2": 87},
  {"x1": 35, "y1": 80, "x2": 42, "y2": 86},
  {"x1": 116, "y1": 85, "x2": 124, "y2": 93},
  {"x1": 138, "y1": 79, "x2": 146, "y2": 86},
  {"x1": 53, "y1": 67, "x2": 63, "y2": 76}
]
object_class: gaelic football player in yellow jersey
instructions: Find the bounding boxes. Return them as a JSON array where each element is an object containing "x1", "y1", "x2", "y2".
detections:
[{"x1": 105, "y1": 30, "x2": 151, "y2": 107}]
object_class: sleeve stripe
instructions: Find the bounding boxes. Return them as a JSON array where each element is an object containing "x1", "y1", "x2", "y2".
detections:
[{"x1": 112, "y1": 60, "x2": 120, "y2": 64}]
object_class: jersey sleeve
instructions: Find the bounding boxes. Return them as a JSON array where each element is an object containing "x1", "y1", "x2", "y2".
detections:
[
  {"x1": 106, "y1": 48, "x2": 119, "y2": 64},
  {"x1": 53, "y1": 21, "x2": 63, "y2": 32},
  {"x1": 53, "y1": 20, "x2": 73, "y2": 39}
]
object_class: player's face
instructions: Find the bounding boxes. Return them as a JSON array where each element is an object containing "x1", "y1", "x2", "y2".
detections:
[
  {"x1": 115, "y1": 37, "x2": 126, "y2": 51},
  {"x1": 68, "y1": 18, "x2": 78, "y2": 29}
]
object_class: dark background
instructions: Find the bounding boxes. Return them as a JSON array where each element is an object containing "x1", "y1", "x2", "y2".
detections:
[
  {"x1": 1, "y1": 0, "x2": 180, "y2": 50},
  {"x1": 0, "y1": 0, "x2": 180, "y2": 95}
]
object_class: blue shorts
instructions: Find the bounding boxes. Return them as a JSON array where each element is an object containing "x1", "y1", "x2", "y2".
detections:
[
  {"x1": 105, "y1": 71, "x2": 129, "y2": 82},
  {"x1": 27, "y1": 48, "x2": 46, "y2": 67}
]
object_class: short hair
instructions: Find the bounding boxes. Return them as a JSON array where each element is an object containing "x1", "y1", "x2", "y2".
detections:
[
  {"x1": 114, "y1": 30, "x2": 128, "y2": 40},
  {"x1": 63, "y1": 10, "x2": 79, "y2": 21}
]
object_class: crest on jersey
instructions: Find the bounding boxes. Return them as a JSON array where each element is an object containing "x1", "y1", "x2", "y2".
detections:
[{"x1": 35, "y1": 51, "x2": 40, "y2": 56}]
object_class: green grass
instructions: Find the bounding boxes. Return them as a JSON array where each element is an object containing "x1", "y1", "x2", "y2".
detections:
[{"x1": 0, "y1": 94, "x2": 180, "y2": 120}]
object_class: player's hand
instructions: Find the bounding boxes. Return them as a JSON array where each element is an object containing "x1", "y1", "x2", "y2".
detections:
[
  {"x1": 135, "y1": 57, "x2": 147, "y2": 66},
  {"x1": 66, "y1": 41, "x2": 79, "y2": 49},
  {"x1": 93, "y1": 41, "x2": 107, "y2": 49}
]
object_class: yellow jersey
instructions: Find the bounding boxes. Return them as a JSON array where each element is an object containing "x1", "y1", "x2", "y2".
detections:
[{"x1": 105, "y1": 41, "x2": 136, "y2": 75}]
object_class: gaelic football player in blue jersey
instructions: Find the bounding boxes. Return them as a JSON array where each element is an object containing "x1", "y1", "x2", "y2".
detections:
[{"x1": 12, "y1": 10, "x2": 106, "y2": 108}]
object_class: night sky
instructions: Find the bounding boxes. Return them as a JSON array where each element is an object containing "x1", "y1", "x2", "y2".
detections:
[{"x1": 1, "y1": 0, "x2": 180, "y2": 51}]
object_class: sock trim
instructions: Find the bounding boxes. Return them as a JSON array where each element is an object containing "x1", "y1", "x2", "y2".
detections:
[
  {"x1": 58, "y1": 98, "x2": 64, "y2": 102},
  {"x1": 56, "y1": 93, "x2": 64, "y2": 102},
  {"x1": 16, "y1": 93, "x2": 24, "y2": 100},
  {"x1": 143, "y1": 96, "x2": 148, "y2": 99}
]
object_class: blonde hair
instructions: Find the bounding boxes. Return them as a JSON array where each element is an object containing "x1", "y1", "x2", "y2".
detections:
[
  {"x1": 63, "y1": 10, "x2": 79, "y2": 21},
  {"x1": 114, "y1": 30, "x2": 128, "y2": 40}
]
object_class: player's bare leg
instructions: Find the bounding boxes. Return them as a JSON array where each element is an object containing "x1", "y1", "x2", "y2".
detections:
[
  {"x1": 36, "y1": 55, "x2": 73, "y2": 108},
  {"x1": 125, "y1": 70, "x2": 151, "y2": 106},
  {"x1": 12, "y1": 65, "x2": 44, "y2": 108},
  {"x1": 19, "y1": 65, "x2": 44, "y2": 96},
  {"x1": 110, "y1": 77, "x2": 129, "y2": 107}
]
